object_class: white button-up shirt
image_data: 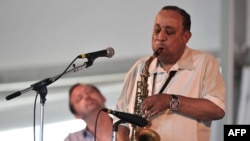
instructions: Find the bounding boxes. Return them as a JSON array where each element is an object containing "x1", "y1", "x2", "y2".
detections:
[{"x1": 115, "y1": 47, "x2": 225, "y2": 141}]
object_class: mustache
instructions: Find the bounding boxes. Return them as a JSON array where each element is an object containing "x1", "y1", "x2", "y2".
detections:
[{"x1": 156, "y1": 43, "x2": 167, "y2": 48}]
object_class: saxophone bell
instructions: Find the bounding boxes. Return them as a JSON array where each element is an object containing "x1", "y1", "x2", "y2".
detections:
[{"x1": 136, "y1": 128, "x2": 160, "y2": 141}]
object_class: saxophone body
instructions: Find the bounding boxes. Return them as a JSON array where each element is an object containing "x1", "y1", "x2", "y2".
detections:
[{"x1": 130, "y1": 49, "x2": 162, "y2": 141}]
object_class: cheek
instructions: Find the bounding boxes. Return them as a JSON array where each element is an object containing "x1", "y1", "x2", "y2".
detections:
[
  {"x1": 73, "y1": 103, "x2": 81, "y2": 113},
  {"x1": 97, "y1": 98, "x2": 105, "y2": 106},
  {"x1": 169, "y1": 36, "x2": 183, "y2": 47},
  {"x1": 151, "y1": 36, "x2": 154, "y2": 44},
  {"x1": 151, "y1": 36, "x2": 158, "y2": 48},
  {"x1": 152, "y1": 34, "x2": 155, "y2": 40},
  {"x1": 74, "y1": 100, "x2": 86, "y2": 112}
]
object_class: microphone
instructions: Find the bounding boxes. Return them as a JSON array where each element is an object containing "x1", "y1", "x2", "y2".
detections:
[
  {"x1": 78, "y1": 47, "x2": 114, "y2": 59},
  {"x1": 102, "y1": 108, "x2": 148, "y2": 127}
]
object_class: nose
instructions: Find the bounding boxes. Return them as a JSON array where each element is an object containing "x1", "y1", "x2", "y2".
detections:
[
  {"x1": 157, "y1": 30, "x2": 167, "y2": 41},
  {"x1": 82, "y1": 93, "x2": 91, "y2": 100}
]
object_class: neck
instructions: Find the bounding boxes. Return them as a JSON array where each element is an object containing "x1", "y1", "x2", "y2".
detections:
[
  {"x1": 85, "y1": 112, "x2": 113, "y2": 141},
  {"x1": 160, "y1": 63, "x2": 173, "y2": 72}
]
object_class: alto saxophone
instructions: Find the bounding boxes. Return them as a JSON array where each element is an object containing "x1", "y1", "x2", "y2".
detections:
[{"x1": 130, "y1": 48, "x2": 162, "y2": 141}]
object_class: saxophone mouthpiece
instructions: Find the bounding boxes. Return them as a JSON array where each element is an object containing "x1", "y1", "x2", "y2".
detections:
[{"x1": 154, "y1": 48, "x2": 163, "y2": 57}]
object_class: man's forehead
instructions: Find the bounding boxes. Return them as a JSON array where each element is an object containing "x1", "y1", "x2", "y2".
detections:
[
  {"x1": 154, "y1": 11, "x2": 183, "y2": 28},
  {"x1": 156, "y1": 10, "x2": 182, "y2": 21},
  {"x1": 73, "y1": 85, "x2": 92, "y2": 93}
]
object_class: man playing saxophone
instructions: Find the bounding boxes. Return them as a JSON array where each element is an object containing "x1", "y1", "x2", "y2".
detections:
[{"x1": 114, "y1": 5, "x2": 226, "y2": 141}]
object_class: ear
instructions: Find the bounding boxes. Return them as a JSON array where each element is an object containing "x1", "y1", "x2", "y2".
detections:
[{"x1": 183, "y1": 31, "x2": 192, "y2": 43}]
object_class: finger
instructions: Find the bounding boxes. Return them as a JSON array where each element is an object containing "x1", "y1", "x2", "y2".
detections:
[
  {"x1": 142, "y1": 108, "x2": 153, "y2": 118},
  {"x1": 142, "y1": 105, "x2": 152, "y2": 114},
  {"x1": 141, "y1": 96, "x2": 154, "y2": 107},
  {"x1": 147, "y1": 109, "x2": 160, "y2": 119},
  {"x1": 143, "y1": 106, "x2": 154, "y2": 118},
  {"x1": 141, "y1": 103, "x2": 152, "y2": 111}
]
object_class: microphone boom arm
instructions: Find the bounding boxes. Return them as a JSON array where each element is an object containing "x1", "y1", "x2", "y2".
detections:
[{"x1": 5, "y1": 61, "x2": 89, "y2": 101}]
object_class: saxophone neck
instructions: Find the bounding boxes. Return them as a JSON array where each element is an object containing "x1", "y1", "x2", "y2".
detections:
[{"x1": 145, "y1": 48, "x2": 162, "y2": 69}]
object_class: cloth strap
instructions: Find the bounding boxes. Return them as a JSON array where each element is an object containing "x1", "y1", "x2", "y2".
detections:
[{"x1": 158, "y1": 71, "x2": 177, "y2": 94}]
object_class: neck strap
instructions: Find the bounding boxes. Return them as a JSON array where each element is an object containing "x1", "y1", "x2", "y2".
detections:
[{"x1": 158, "y1": 71, "x2": 177, "y2": 94}]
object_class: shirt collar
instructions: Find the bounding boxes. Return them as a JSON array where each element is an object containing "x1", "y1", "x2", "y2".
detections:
[
  {"x1": 149, "y1": 46, "x2": 194, "y2": 74},
  {"x1": 82, "y1": 127, "x2": 94, "y2": 138},
  {"x1": 176, "y1": 46, "x2": 194, "y2": 71}
]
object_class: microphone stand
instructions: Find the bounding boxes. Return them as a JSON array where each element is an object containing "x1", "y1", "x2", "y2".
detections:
[
  {"x1": 112, "y1": 120, "x2": 125, "y2": 141},
  {"x1": 5, "y1": 58, "x2": 94, "y2": 141}
]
